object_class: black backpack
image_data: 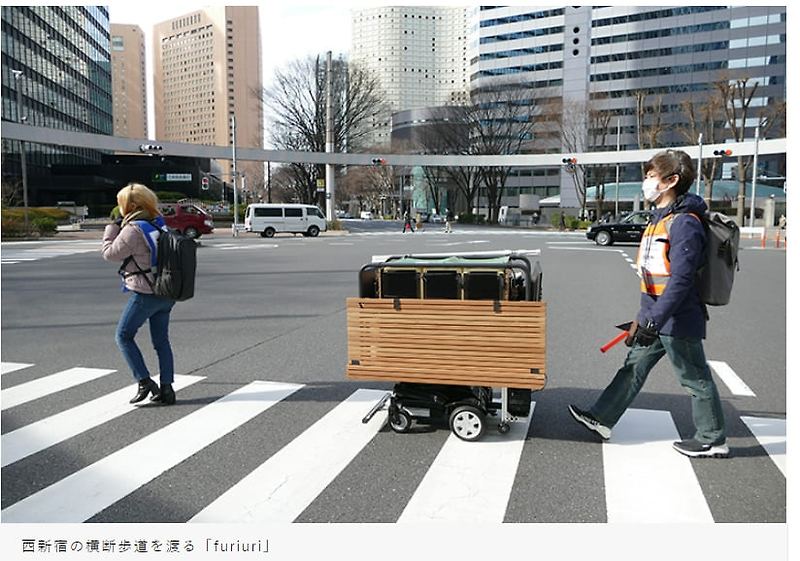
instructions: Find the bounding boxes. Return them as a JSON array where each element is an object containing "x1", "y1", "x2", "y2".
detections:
[
  {"x1": 123, "y1": 220, "x2": 197, "y2": 301},
  {"x1": 666, "y1": 211, "x2": 740, "y2": 306}
]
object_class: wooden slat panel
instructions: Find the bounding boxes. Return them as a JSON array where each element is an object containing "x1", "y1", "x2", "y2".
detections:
[{"x1": 346, "y1": 297, "x2": 546, "y2": 389}]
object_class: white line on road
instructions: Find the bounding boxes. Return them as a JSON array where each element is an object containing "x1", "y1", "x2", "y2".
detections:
[
  {"x1": 189, "y1": 388, "x2": 388, "y2": 523},
  {"x1": 327, "y1": 242, "x2": 353, "y2": 246},
  {"x1": 1, "y1": 380, "x2": 303, "y2": 523},
  {"x1": 707, "y1": 361, "x2": 756, "y2": 397},
  {"x1": 1, "y1": 375, "x2": 205, "y2": 467},
  {"x1": 603, "y1": 408, "x2": 714, "y2": 523},
  {"x1": 398, "y1": 404, "x2": 534, "y2": 523},
  {"x1": 741, "y1": 416, "x2": 786, "y2": 477},
  {"x1": 1, "y1": 367, "x2": 116, "y2": 411},
  {"x1": 1, "y1": 362, "x2": 33, "y2": 375}
]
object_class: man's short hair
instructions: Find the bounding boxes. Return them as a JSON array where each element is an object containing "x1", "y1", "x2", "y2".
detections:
[{"x1": 644, "y1": 149, "x2": 696, "y2": 195}]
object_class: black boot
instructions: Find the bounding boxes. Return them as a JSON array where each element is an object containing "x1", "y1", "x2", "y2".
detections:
[
  {"x1": 130, "y1": 378, "x2": 159, "y2": 404},
  {"x1": 151, "y1": 383, "x2": 176, "y2": 405}
]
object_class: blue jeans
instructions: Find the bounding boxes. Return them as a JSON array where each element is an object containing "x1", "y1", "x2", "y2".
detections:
[
  {"x1": 115, "y1": 292, "x2": 175, "y2": 384},
  {"x1": 589, "y1": 334, "x2": 726, "y2": 445}
]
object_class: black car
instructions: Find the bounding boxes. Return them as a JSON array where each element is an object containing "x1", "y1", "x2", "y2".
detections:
[{"x1": 586, "y1": 211, "x2": 651, "y2": 246}]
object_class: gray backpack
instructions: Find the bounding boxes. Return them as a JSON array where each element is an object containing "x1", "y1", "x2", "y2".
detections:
[{"x1": 668, "y1": 211, "x2": 740, "y2": 306}]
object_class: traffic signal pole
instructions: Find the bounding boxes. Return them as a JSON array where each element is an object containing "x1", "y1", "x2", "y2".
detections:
[{"x1": 325, "y1": 51, "x2": 335, "y2": 221}]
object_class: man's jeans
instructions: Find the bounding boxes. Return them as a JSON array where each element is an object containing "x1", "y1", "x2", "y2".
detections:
[
  {"x1": 589, "y1": 334, "x2": 726, "y2": 445},
  {"x1": 115, "y1": 292, "x2": 175, "y2": 384}
]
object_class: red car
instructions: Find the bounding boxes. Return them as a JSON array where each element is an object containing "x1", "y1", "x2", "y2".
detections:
[{"x1": 159, "y1": 202, "x2": 214, "y2": 239}]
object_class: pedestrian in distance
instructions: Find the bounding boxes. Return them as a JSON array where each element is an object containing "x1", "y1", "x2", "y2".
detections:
[
  {"x1": 101, "y1": 183, "x2": 177, "y2": 406},
  {"x1": 569, "y1": 149, "x2": 729, "y2": 458},
  {"x1": 559, "y1": 210, "x2": 567, "y2": 231},
  {"x1": 444, "y1": 208, "x2": 454, "y2": 233},
  {"x1": 402, "y1": 209, "x2": 414, "y2": 233}
]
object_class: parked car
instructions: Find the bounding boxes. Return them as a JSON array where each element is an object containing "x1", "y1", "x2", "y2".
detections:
[
  {"x1": 429, "y1": 213, "x2": 444, "y2": 223},
  {"x1": 159, "y1": 202, "x2": 214, "y2": 239},
  {"x1": 244, "y1": 203, "x2": 327, "y2": 237},
  {"x1": 335, "y1": 209, "x2": 352, "y2": 219},
  {"x1": 585, "y1": 211, "x2": 651, "y2": 246},
  {"x1": 360, "y1": 211, "x2": 374, "y2": 220}
]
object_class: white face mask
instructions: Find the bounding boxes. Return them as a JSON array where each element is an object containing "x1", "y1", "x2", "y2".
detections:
[{"x1": 642, "y1": 177, "x2": 663, "y2": 202}]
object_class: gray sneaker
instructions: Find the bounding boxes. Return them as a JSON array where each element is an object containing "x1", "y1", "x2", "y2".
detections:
[
  {"x1": 673, "y1": 439, "x2": 729, "y2": 458},
  {"x1": 568, "y1": 404, "x2": 611, "y2": 440}
]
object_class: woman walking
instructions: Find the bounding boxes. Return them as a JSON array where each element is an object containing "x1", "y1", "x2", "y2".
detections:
[{"x1": 102, "y1": 183, "x2": 177, "y2": 405}]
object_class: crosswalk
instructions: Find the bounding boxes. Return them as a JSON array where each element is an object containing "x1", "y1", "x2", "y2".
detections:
[
  {"x1": 1, "y1": 361, "x2": 786, "y2": 523},
  {"x1": 1, "y1": 240, "x2": 99, "y2": 265}
]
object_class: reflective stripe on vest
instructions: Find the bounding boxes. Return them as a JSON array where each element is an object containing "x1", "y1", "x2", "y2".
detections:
[{"x1": 636, "y1": 215, "x2": 675, "y2": 296}]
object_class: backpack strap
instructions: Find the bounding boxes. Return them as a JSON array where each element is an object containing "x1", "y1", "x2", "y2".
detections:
[{"x1": 117, "y1": 220, "x2": 162, "y2": 289}]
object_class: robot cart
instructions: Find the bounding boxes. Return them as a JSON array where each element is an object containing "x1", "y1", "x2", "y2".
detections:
[{"x1": 347, "y1": 251, "x2": 546, "y2": 441}]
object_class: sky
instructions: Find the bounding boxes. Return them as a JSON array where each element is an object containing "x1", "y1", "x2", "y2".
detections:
[{"x1": 107, "y1": 1, "x2": 354, "y2": 135}]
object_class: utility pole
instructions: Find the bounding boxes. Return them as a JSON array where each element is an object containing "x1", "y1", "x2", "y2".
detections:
[
  {"x1": 696, "y1": 133, "x2": 703, "y2": 195},
  {"x1": 749, "y1": 124, "x2": 760, "y2": 228},
  {"x1": 325, "y1": 51, "x2": 335, "y2": 220},
  {"x1": 12, "y1": 70, "x2": 29, "y2": 234},
  {"x1": 614, "y1": 118, "x2": 620, "y2": 218},
  {"x1": 231, "y1": 114, "x2": 239, "y2": 237}
]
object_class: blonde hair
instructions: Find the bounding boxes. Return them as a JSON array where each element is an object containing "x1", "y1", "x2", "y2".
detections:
[{"x1": 117, "y1": 183, "x2": 160, "y2": 218}]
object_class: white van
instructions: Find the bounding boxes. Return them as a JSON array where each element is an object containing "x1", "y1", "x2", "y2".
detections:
[{"x1": 244, "y1": 203, "x2": 328, "y2": 238}]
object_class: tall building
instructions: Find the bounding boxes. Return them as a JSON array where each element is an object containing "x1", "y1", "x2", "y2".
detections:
[
  {"x1": 1, "y1": 5, "x2": 113, "y2": 205},
  {"x1": 110, "y1": 24, "x2": 147, "y2": 139},
  {"x1": 153, "y1": 7, "x2": 263, "y2": 185},
  {"x1": 351, "y1": 6, "x2": 469, "y2": 147},
  {"x1": 472, "y1": 6, "x2": 787, "y2": 208}
]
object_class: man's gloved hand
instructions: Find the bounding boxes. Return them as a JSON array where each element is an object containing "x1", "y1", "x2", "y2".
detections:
[
  {"x1": 634, "y1": 319, "x2": 659, "y2": 347},
  {"x1": 624, "y1": 320, "x2": 639, "y2": 347}
]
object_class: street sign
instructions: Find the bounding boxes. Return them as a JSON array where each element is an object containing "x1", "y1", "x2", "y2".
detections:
[{"x1": 317, "y1": 179, "x2": 325, "y2": 188}]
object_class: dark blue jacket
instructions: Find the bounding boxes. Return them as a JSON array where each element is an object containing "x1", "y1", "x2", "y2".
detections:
[{"x1": 637, "y1": 193, "x2": 707, "y2": 339}]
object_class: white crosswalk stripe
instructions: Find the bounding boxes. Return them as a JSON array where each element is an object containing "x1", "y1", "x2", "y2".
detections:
[
  {"x1": 1, "y1": 380, "x2": 303, "y2": 522},
  {"x1": 1, "y1": 367, "x2": 116, "y2": 410},
  {"x1": 1, "y1": 241, "x2": 98, "y2": 265},
  {"x1": 1, "y1": 375, "x2": 205, "y2": 467},
  {"x1": 0, "y1": 363, "x2": 786, "y2": 524},
  {"x1": 1, "y1": 362, "x2": 34, "y2": 375}
]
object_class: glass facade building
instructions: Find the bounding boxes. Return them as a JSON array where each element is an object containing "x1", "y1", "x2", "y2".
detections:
[
  {"x1": 1, "y1": 6, "x2": 112, "y2": 204},
  {"x1": 472, "y1": 6, "x2": 787, "y2": 208}
]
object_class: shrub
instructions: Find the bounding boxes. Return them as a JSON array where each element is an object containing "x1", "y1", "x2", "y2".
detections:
[{"x1": 32, "y1": 216, "x2": 57, "y2": 236}]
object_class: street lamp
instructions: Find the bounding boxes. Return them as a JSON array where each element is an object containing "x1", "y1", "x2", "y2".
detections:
[{"x1": 11, "y1": 70, "x2": 30, "y2": 234}]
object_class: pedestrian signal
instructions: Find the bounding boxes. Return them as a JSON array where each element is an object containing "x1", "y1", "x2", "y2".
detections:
[{"x1": 201, "y1": 177, "x2": 210, "y2": 190}]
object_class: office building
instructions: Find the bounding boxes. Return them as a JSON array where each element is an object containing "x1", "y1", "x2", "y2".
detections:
[
  {"x1": 153, "y1": 6, "x2": 263, "y2": 186},
  {"x1": 110, "y1": 24, "x2": 147, "y2": 139},
  {"x1": 1, "y1": 5, "x2": 113, "y2": 205},
  {"x1": 472, "y1": 6, "x2": 787, "y2": 209},
  {"x1": 351, "y1": 6, "x2": 469, "y2": 147}
]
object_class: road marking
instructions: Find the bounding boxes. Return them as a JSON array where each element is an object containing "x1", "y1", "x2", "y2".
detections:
[
  {"x1": 371, "y1": 249, "x2": 541, "y2": 262},
  {"x1": 190, "y1": 389, "x2": 388, "y2": 523},
  {"x1": 1, "y1": 375, "x2": 205, "y2": 467},
  {"x1": 1, "y1": 380, "x2": 303, "y2": 523},
  {"x1": 707, "y1": 361, "x2": 756, "y2": 397},
  {"x1": 1, "y1": 362, "x2": 34, "y2": 375},
  {"x1": 328, "y1": 242, "x2": 353, "y2": 246},
  {"x1": 398, "y1": 404, "x2": 534, "y2": 523},
  {"x1": 603, "y1": 408, "x2": 714, "y2": 523},
  {"x1": 741, "y1": 416, "x2": 786, "y2": 477},
  {"x1": 431, "y1": 240, "x2": 491, "y2": 247},
  {"x1": 1, "y1": 367, "x2": 116, "y2": 411}
]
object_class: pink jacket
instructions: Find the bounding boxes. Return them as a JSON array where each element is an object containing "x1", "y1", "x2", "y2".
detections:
[{"x1": 102, "y1": 222, "x2": 155, "y2": 294}]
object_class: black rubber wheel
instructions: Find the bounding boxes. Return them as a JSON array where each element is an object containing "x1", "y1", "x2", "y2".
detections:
[
  {"x1": 595, "y1": 230, "x2": 613, "y2": 246},
  {"x1": 389, "y1": 409, "x2": 412, "y2": 433},
  {"x1": 263, "y1": 227, "x2": 276, "y2": 238},
  {"x1": 449, "y1": 405, "x2": 486, "y2": 441},
  {"x1": 307, "y1": 225, "x2": 320, "y2": 237},
  {"x1": 498, "y1": 422, "x2": 511, "y2": 434},
  {"x1": 184, "y1": 227, "x2": 199, "y2": 239}
]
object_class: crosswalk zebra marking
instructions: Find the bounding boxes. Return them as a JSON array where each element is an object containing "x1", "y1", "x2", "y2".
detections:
[
  {"x1": 189, "y1": 388, "x2": 388, "y2": 523},
  {"x1": 1, "y1": 362, "x2": 34, "y2": 375},
  {"x1": 603, "y1": 408, "x2": 714, "y2": 523},
  {"x1": 1, "y1": 375, "x2": 205, "y2": 468},
  {"x1": 398, "y1": 403, "x2": 534, "y2": 523},
  {"x1": 741, "y1": 416, "x2": 786, "y2": 477},
  {"x1": 1, "y1": 380, "x2": 303, "y2": 523},
  {"x1": 1, "y1": 367, "x2": 116, "y2": 411},
  {"x1": 707, "y1": 360, "x2": 756, "y2": 397}
]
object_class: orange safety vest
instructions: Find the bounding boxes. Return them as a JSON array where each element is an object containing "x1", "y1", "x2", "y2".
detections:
[{"x1": 637, "y1": 213, "x2": 703, "y2": 296}]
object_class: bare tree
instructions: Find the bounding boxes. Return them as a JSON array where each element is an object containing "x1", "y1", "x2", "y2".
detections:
[
  {"x1": 587, "y1": 100, "x2": 613, "y2": 219},
  {"x1": 714, "y1": 76, "x2": 785, "y2": 225},
  {"x1": 634, "y1": 90, "x2": 666, "y2": 176},
  {"x1": 553, "y1": 98, "x2": 588, "y2": 215},
  {"x1": 677, "y1": 94, "x2": 726, "y2": 207},
  {"x1": 260, "y1": 55, "x2": 385, "y2": 204}
]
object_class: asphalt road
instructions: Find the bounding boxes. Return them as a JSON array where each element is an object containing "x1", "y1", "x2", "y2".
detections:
[{"x1": 0, "y1": 221, "x2": 788, "y2": 553}]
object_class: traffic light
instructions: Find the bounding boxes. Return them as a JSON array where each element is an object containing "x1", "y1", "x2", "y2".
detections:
[
  {"x1": 371, "y1": 158, "x2": 387, "y2": 165},
  {"x1": 713, "y1": 149, "x2": 733, "y2": 157},
  {"x1": 139, "y1": 144, "x2": 163, "y2": 153},
  {"x1": 561, "y1": 157, "x2": 577, "y2": 165},
  {"x1": 201, "y1": 176, "x2": 210, "y2": 190}
]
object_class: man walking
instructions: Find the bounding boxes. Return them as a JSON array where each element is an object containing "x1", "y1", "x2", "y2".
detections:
[
  {"x1": 568, "y1": 149, "x2": 728, "y2": 458},
  {"x1": 402, "y1": 209, "x2": 414, "y2": 233},
  {"x1": 444, "y1": 208, "x2": 454, "y2": 233}
]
